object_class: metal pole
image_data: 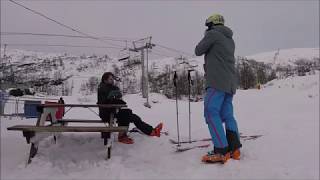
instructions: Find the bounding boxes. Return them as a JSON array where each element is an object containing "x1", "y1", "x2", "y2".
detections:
[
  {"x1": 188, "y1": 71, "x2": 191, "y2": 143},
  {"x1": 187, "y1": 69, "x2": 194, "y2": 143},
  {"x1": 145, "y1": 43, "x2": 151, "y2": 108},
  {"x1": 141, "y1": 49, "x2": 146, "y2": 97},
  {"x1": 174, "y1": 71, "x2": 180, "y2": 146}
]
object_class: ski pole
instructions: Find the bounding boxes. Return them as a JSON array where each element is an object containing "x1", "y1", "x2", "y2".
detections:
[
  {"x1": 187, "y1": 69, "x2": 194, "y2": 143},
  {"x1": 173, "y1": 71, "x2": 180, "y2": 147}
]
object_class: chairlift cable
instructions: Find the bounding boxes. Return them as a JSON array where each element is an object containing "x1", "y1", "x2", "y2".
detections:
[{"x1": 8, "y1": 0, "x2": 123, "y2": 49}]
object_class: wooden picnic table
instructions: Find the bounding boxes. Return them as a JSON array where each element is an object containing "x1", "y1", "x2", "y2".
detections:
[{"x1": 7, "y1": 103, "x2": 128, "y2": 164}]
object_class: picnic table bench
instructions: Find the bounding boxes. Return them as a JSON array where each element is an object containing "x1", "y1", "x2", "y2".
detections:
[{"x1": 7, "y1": 103, "x2": 128, "y2": 164}]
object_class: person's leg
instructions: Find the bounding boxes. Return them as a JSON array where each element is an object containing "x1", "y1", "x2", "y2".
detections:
[
  {"x1": 130, "y1": 113, "x2": 154, "y2": 135},
  {"x1": 204, "y1": 88, "x2": 228, "y2": 154},
  {"x1": 116, "y1": 109, "x2": 130, "y2": 127},
  {"x1": 118, "y1": 109, "x2": 162, "y2": 136},
  {"x1": 220, "y1": 94, "x2": 240, "y2": 135},
  {"x1": 115, "y1": 109, "x2": 133, "y2": 144},
  {"x1": 220, "y1": 93, "x2": 242, "y2": 158}
]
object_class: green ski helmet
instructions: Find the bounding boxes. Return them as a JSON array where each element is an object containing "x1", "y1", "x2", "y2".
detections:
[{"x1": 205, "y1": 14, "x2": 224, "y2": 26}]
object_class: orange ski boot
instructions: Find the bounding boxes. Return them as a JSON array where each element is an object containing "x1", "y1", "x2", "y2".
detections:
[
  {"x1": 230, "y1": 149, "x2": 241, "y2": 160},
  {"x1": 150, "y1": 122, "x2": 163, "y2": 137},
  {"x1": 118, "y1": 134, "x2": 134, "y2": 144},
  {"x1": 202, "y1": 151, "x2": 230, "y2": 164}
]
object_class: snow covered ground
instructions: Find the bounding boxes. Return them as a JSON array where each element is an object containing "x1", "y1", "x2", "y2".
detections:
[{"x1": 1, "y1": 72, "x2": 319, "y2": 180}]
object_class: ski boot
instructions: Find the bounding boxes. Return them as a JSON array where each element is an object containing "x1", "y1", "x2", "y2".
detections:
[
  {"x1": 118, "y1": 134, "x2": 134, "y2": 144},
  {"x1": 150, "y1": 122, "x2": 163, "y2": 137},
  {"x1": 226, "y1": 130, "x2": 242, "y2": 160},
  {"x1": 230, "y1": 148, "x2": 241, "y2": 160},
  {"x1": 202, "y1": 151, "x2": 230, "y2": 164}
]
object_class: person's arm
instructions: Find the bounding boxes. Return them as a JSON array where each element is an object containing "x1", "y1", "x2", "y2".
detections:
[
  {"x1": 106, "y1": 86, "x2": 126, "y2": 105},
  {"x1": 98, "y1": 85, "x2": 111, "y2": 104},
  {"x1": 114, "y1": 86, "x2": 123, "y2": 99},
  {"x1": 195, "y1": 31, "x2": 219, "y2": 56},
  {"x1": 107, "y1": 86, "x2": 122, "y2": 99}
]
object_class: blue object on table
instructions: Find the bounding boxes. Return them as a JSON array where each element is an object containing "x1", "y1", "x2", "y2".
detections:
[{"x1": 24, "y1": 100, "x2": 41, "y2": 118}]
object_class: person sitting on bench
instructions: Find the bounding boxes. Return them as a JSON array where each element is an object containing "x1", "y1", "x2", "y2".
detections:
[{"x1": 97, "y1": 72, "x2": 163, "y2": 144}]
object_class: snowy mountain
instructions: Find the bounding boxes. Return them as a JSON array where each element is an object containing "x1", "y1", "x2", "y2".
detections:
[
  {"x1": 246, "y1": 48, "x2": 319, "y2": 66},
  {"x1": 1, "y1": 48, "x2": 204, "y2": 97},
  {"x1": 1, "y1": 47, "x2": 319, "y2": 97}
]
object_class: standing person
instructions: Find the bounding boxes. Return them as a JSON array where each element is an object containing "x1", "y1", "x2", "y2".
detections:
[
  {"x1": 97, "y1": 72, "x2": 163, "y2": 144},
  {"x1": 195, "y1": 14, "x2": 242, "y2": 163}
]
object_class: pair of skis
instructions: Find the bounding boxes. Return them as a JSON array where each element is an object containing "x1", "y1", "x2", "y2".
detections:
[
  {"x1": 129, "y1": 126, "x2": 262, "y2": 153},
  {"x1": 170, "y1": 134, "x2": 263, "y2": 152},
  {"x1": 129, "y1": 126, "x2": 210, "y2": 152},
  {"x1": 170, "y1": 138, "x2": 211, "y2": 152},
  {"x1": 129, "y1": 127, "x2": 169, "y2": 136},
  {"x1": 175, "y1": 143, "x2": 210, "y2": 152},
  {"x1": 170, "y1": 134, "x2": 263, "y2": 144},
  {"x1": 171, "y1": 134, "x2": 263, "y2": 143}
]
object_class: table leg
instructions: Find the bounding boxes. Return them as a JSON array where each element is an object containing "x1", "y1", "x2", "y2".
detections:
[
  {"x1": 107, "y1": 147, "x2": 111, "y2": 159},
  {"x1": 27, "y1": 143, "x2": 38, "y2": 164}
]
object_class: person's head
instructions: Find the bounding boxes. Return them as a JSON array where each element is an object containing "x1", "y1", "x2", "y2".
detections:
[
  {"x1": 205, "y1": 14, "x2": 224, "y2": 30},
  {"x1": 101, "y1": 72, "x2": 115, "y2": 85}
]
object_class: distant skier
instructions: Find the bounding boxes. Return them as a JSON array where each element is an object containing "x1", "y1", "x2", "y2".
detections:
[
  {"x1": 97, "y1": 72, "x2": 163, "y2": 144},
  {"x1": 195, "y1": 14, "x2": 242, "y2": 163}
]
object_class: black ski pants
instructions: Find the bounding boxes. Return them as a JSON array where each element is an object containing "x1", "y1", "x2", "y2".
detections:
[{"x1": 115, "y1": 108, "x2": 153, "y2": 135}]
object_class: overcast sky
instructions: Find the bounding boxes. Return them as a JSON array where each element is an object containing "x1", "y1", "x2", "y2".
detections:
[{"x1": 1, "y1": 0, "x2": 319, "y2": 59}]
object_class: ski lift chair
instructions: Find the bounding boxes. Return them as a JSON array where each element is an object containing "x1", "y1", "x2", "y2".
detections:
[{"x1": 118, "y1": 48, "x2": 130, "y2": 61}]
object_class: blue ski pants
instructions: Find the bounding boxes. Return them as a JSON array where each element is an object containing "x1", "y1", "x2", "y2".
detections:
[{"x1": 204, "y1": 87, "x2": 240, "y2": 149}]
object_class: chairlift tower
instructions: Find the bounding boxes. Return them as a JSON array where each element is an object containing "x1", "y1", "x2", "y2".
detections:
[{"x1": 129, "y1": 37, "x2": 155, "y2": 108}]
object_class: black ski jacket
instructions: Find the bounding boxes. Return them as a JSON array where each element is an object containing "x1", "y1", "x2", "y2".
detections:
[{"x1": 97, "y1": 82, "x2": 126, "y2": 121}]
